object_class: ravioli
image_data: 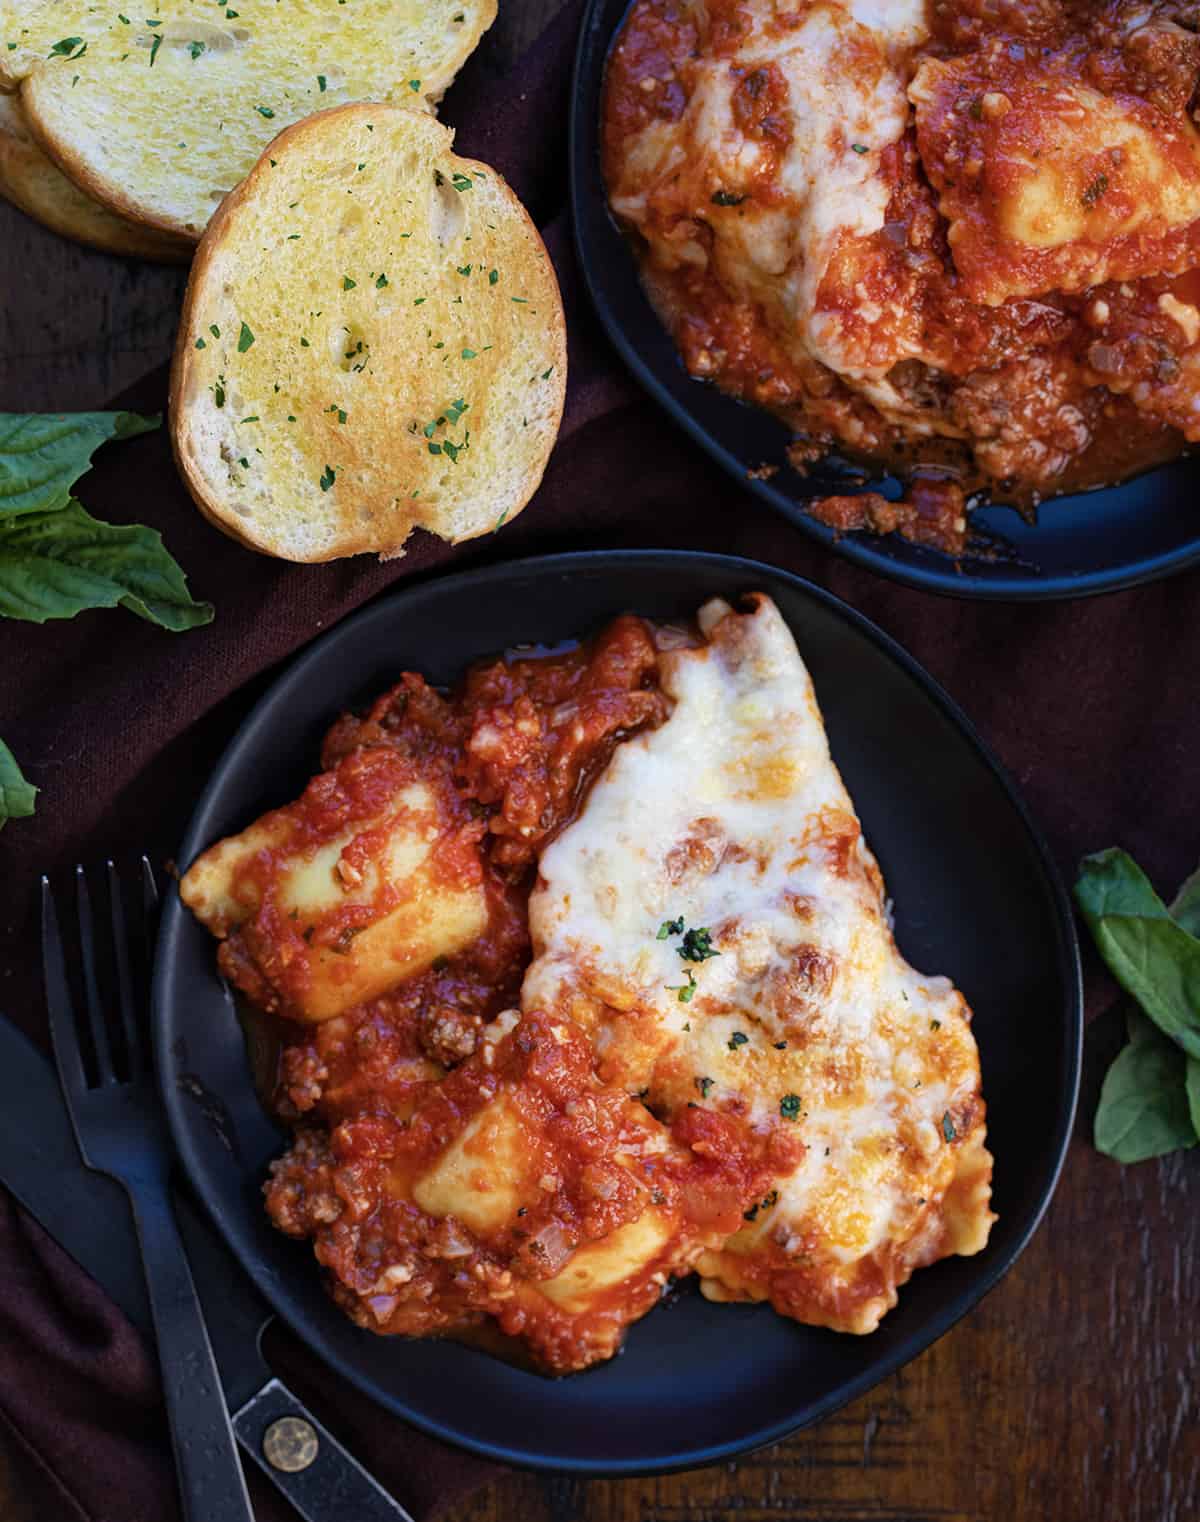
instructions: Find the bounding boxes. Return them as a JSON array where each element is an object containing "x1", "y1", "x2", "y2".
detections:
[
  {"x1": 181, "y1": 744, "x2": 488, "y2": 1022},
  {"x1": 912, "y1": 48, "x2": 1200, "y2": 305},
  {"x1": 187, "y1": 594, "x2": 995, "y2": 1369},
  {"x1": 523, "y1": 595, "x2": 995, "y2": 1334}
]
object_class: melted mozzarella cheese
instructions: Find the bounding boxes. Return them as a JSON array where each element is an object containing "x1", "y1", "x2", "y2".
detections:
[
  {"x1": 609, "y1": 0, "x2": 928, "y2": 380},
  {"x1": 524, "y1": 595, "x2": 994, "y2": 1333}
]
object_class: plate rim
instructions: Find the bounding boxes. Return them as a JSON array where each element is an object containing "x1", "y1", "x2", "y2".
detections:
[
  {"x1": 153, "y1": 547, "x2": 1083, "y2": 1473},
  {"x1": 567, "y1": 0, "x2": 1200, "y2": 603}
]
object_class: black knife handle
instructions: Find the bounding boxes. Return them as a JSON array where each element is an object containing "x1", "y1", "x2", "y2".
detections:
[
  {"x1": 128, "y1": 1188, "x2": 256, "y2": 1522},
  {"x1": 234, "y1": 1377, "x2": 416, "y2": 1522}
]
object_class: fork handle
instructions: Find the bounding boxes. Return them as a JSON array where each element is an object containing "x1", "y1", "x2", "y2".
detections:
[{"x1": 127, "y1": 1186, "x2": 256, "y2": 1522}]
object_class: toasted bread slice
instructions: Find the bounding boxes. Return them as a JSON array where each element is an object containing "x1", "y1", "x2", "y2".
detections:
[
  {"x1": 170, "y1": 105, "x2": 566, "y2": 562},
  {"x1": 0, "y1": 92, "x2": 190, "y2": 260},
  {"x1": 1, "y1": 0, "x2": 495, "y2": 239}
]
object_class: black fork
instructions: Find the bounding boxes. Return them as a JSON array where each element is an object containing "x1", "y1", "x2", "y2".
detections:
[{"x1": 41, "y1": 859, "x2": 255, "y2": 1522}]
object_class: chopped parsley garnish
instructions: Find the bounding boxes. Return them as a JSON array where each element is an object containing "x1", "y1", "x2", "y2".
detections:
[
  {"x1": 462, "y1": 348, "x2": 477, "y2": 359},
  {"x1": 488, "y1": 268, "x2": 499, "y2": 285},
  {"x1": 930, "y1": 1018, "x2": 942, "y2": 1031},
  {"x1": 342, "y1": 275, "x2": 356, "y2": 290},
  {"x1": 148, "y1": 33, "x2": 161, "y2": 65},
  {"x1": 255, "y1": 104, "x2": 274, "y2": 118},
  {"x1": 456, "y1": 264, "x2": 472, "y2": 277},
  {"x1": 375, "y1": 273, "x2": 388, "y2": 288},
  {"x1": 327, "y1": 405, "x2": 347, "y2": 424},
  {"x1": 695, "y1": 1076, "x2": 714, "y2": 1099},
  {"x1": 317, "y1": 74, "x2": 326, "y2": 91},
  {"x1": 451, "y1": 172, "x2": 473, "y2": 192},
  {"x1": 728, "y1": 1031, "x2": 749, "y2": 1051},
  {"x1": 408, "y1": 78, "x2": 421, "y2": 91},
  {"x1": 942, "y1": 1112, "x2": 957, "y2": 1142},
  {"x1": 657, "y1": 916, "x2": 685, "y2": 940},
  {"x1": 48, "y1": 36, "x2": 85, "y2": 58},
  {"x1": 774, "y1": 1040, "x2": 787, "y2": 1050},
  {"x1": 211, "y1": 378, "x2": 226, "y2": 408},
  {"x1": 711, "y1": 189, "x2": 745, "y2": 206},
  {"x1": 421, "y1": 400, "x2": 470, "y2": 462},
  {"x1": 319, "y1": 464, "x2": 336, "y2": 492},
  {"x1": 209, "y1": 324, "x2": 220, "y2": 338},
  {"x1": 667, "y1": 969, "x2": 698, "y2": 1004},
  {"x1": 743, "y1": 1188, "x2": 779, "y2": 1222},
  {"x1": 851, "y1": 142, "x2": 868, "y2": 155},
  {"x1": 188, "y1": 39, "x2": 205, "y2": 59},
  {"x1": 1082, "y1": 173, "x2": 1109, "y2": 210},
  {"x1": 679, "y1": 926, "x2": 719, "y2": 963},
  {"x1": 236, "y1": 321, "x2": 255, "y2": 353},
  {"x1": 779, "y1": 1094, "x2": 801, "y2": 1121},
  {"x1": 194, "y1": 337, "x2": 206, "y2": 349}
]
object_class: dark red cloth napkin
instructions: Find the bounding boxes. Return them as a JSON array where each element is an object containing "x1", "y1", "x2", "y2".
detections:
[{"x1": 3, "y1": 2, "x2": 1199, "y2": 1517}]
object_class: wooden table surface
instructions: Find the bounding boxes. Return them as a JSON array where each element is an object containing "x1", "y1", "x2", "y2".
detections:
[{"x1": 2, "y1": 3, "x2": 1197, "y2": 1520}]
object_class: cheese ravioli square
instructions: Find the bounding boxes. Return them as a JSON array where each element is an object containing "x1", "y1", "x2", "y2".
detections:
[{"x1": 181, "y1": 744, "x2": 488, "y2": 1022}]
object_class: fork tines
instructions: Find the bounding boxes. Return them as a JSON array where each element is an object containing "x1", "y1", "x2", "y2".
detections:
[{"x1": 41, "y1": 857, "x2": 160, "y2": 1095}]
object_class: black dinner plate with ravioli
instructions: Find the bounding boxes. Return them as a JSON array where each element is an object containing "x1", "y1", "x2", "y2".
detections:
[
  {"x1": 154, "y1": 550, "x2": 1081, "y2": 1473},
  {"x1": 569, "y1": 0, "x2": 1200, "y2": 603}
]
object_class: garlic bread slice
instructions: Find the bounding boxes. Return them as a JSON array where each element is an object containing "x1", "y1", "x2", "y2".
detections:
[
  {"x1": 0, "y1": 92, "x2": 190, "y2": 260},
  {"x1": 1, "y1": 0, "x2": 495, "y2": 239},
  {"x1": 171, "y1": 104, "x2": 566, "y2": 562}
]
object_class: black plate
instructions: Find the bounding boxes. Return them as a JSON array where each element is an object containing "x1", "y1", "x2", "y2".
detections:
[
  {"x1": 570, "y1": 0, "x2": 1200, "y2": 601},
  {"x1": 154, "y1": 551, "x2": 1081, "y2": 1473}
]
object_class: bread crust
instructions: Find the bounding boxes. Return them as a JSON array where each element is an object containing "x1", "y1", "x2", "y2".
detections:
[
  {"x1": 11, "y1": 1, "x2": 498, "y2": 241},
  {"x1": 0, "y1": 90, "x2": 190, "y2": 258},
  {"x1": 19, "y1": 76, "x2": 202, "y2": 240},
  {"x1": 171, "y1": 103, "x2": 566, "y2": 562}
]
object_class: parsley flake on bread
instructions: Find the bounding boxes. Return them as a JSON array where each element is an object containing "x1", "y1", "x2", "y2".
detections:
[
  {"x1": 170, "y1": 104, "x2": 567, "y2": 562},
  {"x1": 0, "y1": 0, "x2": 496, "y2": 240}
]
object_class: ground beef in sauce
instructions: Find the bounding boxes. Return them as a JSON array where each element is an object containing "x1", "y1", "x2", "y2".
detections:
[
  {"x1": 603, "y1": 0, "x2": 1200, "y2": 556},
  {"x1": 256, "y1": 617, "x2": 680, "y2": 1363}
]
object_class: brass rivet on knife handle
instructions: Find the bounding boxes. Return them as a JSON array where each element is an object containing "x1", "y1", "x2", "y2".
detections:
[{"x1": 263, "y1": 1416, "x2": 319, "y2": 1473}]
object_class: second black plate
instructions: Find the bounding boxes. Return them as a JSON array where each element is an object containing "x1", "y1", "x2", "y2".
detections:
[
  {"x1": 154, "y1": 550, "x2": 1080, "y2": 1472},
  {"x1": 569, "y1": 0, "x2": 1200, "y2": 601}
]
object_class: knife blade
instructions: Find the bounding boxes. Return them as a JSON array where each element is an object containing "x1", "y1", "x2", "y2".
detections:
[{"x1": 0, "y1": 1014, "x2": 413, "y2": 1522}]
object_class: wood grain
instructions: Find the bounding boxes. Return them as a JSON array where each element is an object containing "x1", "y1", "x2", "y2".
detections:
[{"x1": 2, "y1": 2, "x2": 1198, "y2": 1521}]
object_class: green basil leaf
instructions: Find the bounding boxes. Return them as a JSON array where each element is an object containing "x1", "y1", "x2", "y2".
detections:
[
  {"x1": 0, "y1": 411, "x2": 159, "y2": 518},
  {"x1": 0, "y1": 499, "x2": 213, "y2": 631},
  {"x1": 1074, "y1": 849, "x2": 1200, "y2": 1061},
  {"x1": 0, "y1": 738, "x2": 36, "y2": 829},
  {"x1": 1094, "y1": 1013, "x2": 1197, "y2": 1162},
  {"x1": 1171, "y1": 864, "x2": 1200, "y2": 939}
]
